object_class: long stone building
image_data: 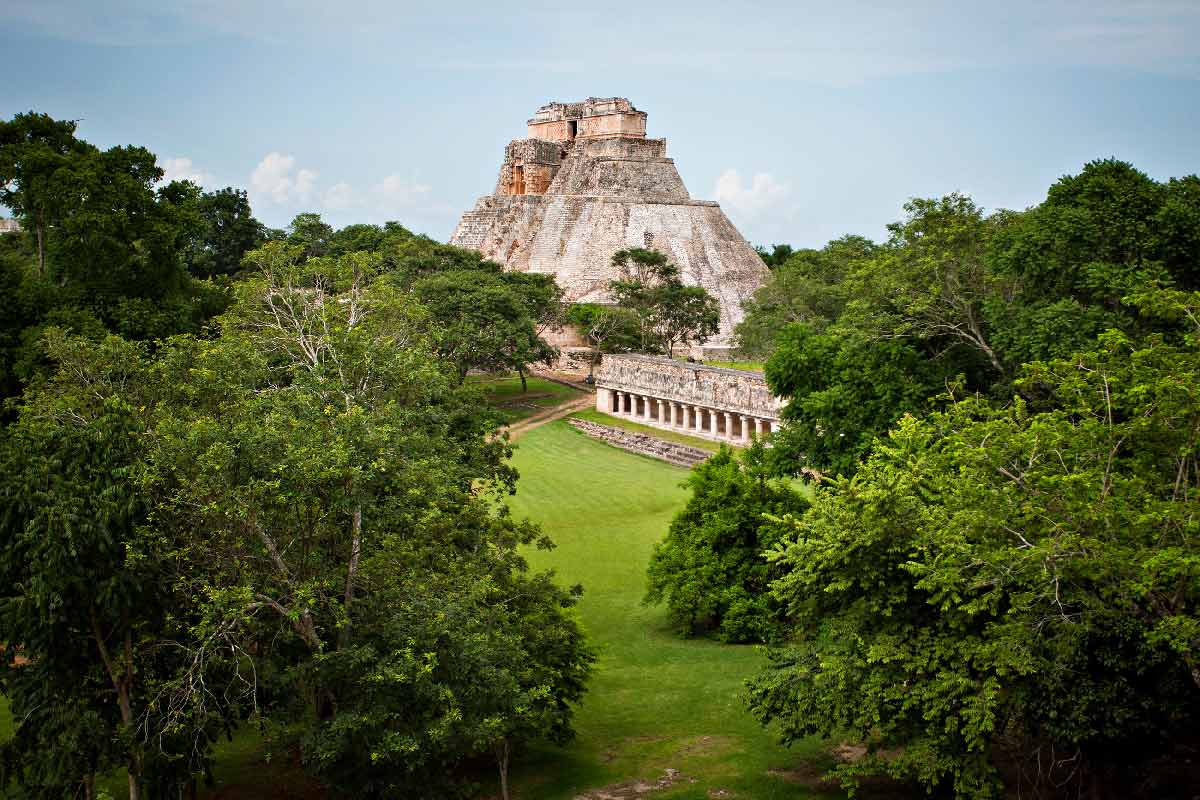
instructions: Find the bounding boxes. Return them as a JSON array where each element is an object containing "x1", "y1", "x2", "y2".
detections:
[
  {"x1": 449, "y1": 97, "x2": 768, "y2": 353},
  {"x1": 594, "y1": 354, "x2": 782, "y2": 443}
]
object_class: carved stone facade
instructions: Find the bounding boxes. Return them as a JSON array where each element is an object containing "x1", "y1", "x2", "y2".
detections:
[
  {"x1": 594, "y1": 354, "x2": 781, "y2": 443},
  {"x1": 0, "y1": 219, "x2": 20, "y2": 234},
  {"x1": 450, "y1": 98, "x2": 769, "y2": 351}
]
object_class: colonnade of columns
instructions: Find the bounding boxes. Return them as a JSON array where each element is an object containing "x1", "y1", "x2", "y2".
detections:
[{"x1": 603, "y1": 389, "x2": 774, "y2": 444}]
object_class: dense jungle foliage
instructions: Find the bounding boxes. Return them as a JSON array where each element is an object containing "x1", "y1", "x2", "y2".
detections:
[
  {"x1": 0, "y1": 112, "x2": 590, "y2": 800},
  {"x1": 643, "y1": 160, "x2": 1200, "y2": 796}
]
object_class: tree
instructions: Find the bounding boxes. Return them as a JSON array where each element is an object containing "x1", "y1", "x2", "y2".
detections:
[
  {"x1": 0, "y1": 333, "x2": 243, "y2": 799},
  {"x1": 749, "y1": 294, "x2": 1200, "y2": 797},
  {"x1": 764, "y1": 323, "x2": 949, "y2": 478},
  {"x1": 184, "y1": 187, "x2": 267, "y2": 278},
  {"x1": 286, "y1": 212, "x2": 334, "y2": 258},
  {"x1": 645, "y1": 445, "x2": 809, "y2": 643},
  {"x1": 0, "y1": 112, "x2": 93, "y2": 275},
  {"x1": 736, "y1": 235, "x2": 876, "y2": 356},
  {"x1": 142, "y1": 242, "x2": 591, "y2": 796},
  {"x1": 413, "y1": 268, "x2": 558, "y2": 387},
  {"x1": 755, "y1": 243, "x2": 794, "y2": 268},
  {"x1": 844, "y1": 194, "x2": 1008, "y2": 375},
  {"x1": 566, "y1": 302, "x2": 639, "y2": 380},
  {"x1": 608, "y1": 248, "x2": 719, "y2": 356}
]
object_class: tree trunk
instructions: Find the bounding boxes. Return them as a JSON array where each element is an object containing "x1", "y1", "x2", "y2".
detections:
[
  {"x1": 82, "y1": 773, "x2": 95, "y2": 800},
  {"x1": 518, "y1": 366, "x2": 527, "y2": 393},
  {"x1": 338, "y1": 504, "x2": 362, "y2": 651},
  {"x1": 90, "y1": 608, "x2": 142, "y2": 800},
  {"x1": 496, "y1": 739, "x2": 510, "y2": 800}
]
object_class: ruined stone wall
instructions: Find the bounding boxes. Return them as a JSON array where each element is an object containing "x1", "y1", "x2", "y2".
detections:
[
  {"x1": 595, "y1": 354, "x2": 782, "y2": 419},
  {"x1": 568, "y1": 418, "x2": 710, "y2": 468},
  {"x1": 578, "y1": 112, "x2": 646, "y2": 139},
  {"x1": 581, "y1": 138, "x2": 667, "y2": 159},
  {"x1": 545, "y1": 150, "x2": 690, "y2": 201},
  {"x1": 528, "y1": 120, "x2": 573, "y2": 142}
]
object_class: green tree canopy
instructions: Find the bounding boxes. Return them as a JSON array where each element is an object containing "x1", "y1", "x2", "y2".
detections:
[
  {"x1": 750, "y1": 294, "x2": 1200, "y2": 797},
  {"x1": 608, "y1": 247, "x2": 719, "y2": 356},
  {"x1": 645, "y1": 445, "x2": 809, "y2": 643}
]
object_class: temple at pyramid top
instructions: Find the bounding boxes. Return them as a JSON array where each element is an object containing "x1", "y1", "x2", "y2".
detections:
[
  {"x1": 526, "y1": 97, "x2": 647, "y2": 143},
  {"x1": 449, "y1": 97, "x2": 769, "y2": 352}
]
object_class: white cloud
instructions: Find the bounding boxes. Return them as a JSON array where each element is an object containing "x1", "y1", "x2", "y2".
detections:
[
  {"x1": 159, "y1": 156, "x2": 213, "y2": 186},
  {"x1": 295, "y1": 168, "x2": 317, "y2": 199},
  {"x1": 323, "y1": 182, "x2": 356, "y2": 210},
  {"x1": 713, "y1": 169, "x2": 791, "y2": 220},
  {"x1": 374, "y1": 174, "x2": 431, "y2": 209},
  {"x1": 250, "y1": 152, "x2": 318, "y2": 205}
]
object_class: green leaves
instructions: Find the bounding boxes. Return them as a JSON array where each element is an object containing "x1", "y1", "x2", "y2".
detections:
[
  {"x1": 645, "y1": 445, "x2": 809, "y2": 643},
  {"x1": 608, "y1": 248, "x2": 720, "y2": 356},
  {"x1": 750, "y1": 316, "x2": 1200, "y2": 796}
]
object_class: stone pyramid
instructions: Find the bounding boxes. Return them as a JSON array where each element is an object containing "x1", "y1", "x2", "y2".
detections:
[{"x1": 449, "y1": 98, "x2": 768, "y2": 352}]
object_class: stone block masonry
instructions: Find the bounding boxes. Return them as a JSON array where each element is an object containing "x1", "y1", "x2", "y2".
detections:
[
  {"x1": 568, "y1": 418, "x2": 711, "y2": 468},
  {"x1": 594, "y1": 354, "x2": 782, "y2": 444},
  {"x1": 449, "y1": 97, "x2": 769, "y2": 352}
]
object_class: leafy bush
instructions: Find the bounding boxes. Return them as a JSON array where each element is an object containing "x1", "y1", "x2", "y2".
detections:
[{"x1": 645, "y1": 445, "x2": 809, "y2": 643}]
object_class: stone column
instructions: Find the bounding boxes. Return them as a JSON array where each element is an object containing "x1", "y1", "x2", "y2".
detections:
[
  {"x1": 719, "y1": 411, "x2": 731, "y2": 440},
  {"x1": 739, "y1": 415, "x2": 751, "y2": 443},
  {"x1": 596, "y1": 388, "x2": 612, "y2": 414},
  {"x1": 642, "y1": 396, "x2": 652, "y2": 422},
  {"x1": 673, "y1": 402, "x2": 684, "y2": 429}
]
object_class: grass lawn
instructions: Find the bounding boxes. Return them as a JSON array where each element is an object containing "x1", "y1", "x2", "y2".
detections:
[
  {"x1": 703, "y1": 360, "x2": 766, "y2": 373},
  {"x1": 570, "y1": 409, "x2": 725, "y2": 454},
  {"x1": 471, "y1": 374, "x2": 586, "y2": 424},
  {"x1": 505, "y1": 420, "x2": 835, "y2": 799}
]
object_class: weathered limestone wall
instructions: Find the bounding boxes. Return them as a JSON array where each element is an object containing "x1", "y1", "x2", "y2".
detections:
[
  {"x1": 596, "y1": 354, "x2": 781, "y2": 419},
  {"x1": 568, "y1": 418, "x2": 710, "y2": 468}
]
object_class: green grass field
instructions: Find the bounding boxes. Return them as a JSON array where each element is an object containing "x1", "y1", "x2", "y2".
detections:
[
  {"x1": 505, "y1": 420, "x2": 834, "y2": 799},
  {"x1": 703, "y1": 360, "x2": 766, "y2": 373},
  {"x1": 471, "y1": 374, "x2": 586, "y2": 424}
]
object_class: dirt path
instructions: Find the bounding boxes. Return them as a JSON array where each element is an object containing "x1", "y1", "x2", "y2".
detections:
[{"x1": 505, "y1": 392, "x2": 594, "y2": 440}]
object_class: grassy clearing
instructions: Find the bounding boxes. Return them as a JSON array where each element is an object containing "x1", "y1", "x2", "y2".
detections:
[
  {"x1": 506, "y1": 420, "x2": 834, "y2": 799},
  {"x1": 570, "y1": 408, "x2": 725, "y2": 453},
  {"x1": 471, "y1": 374, "x2": 586, "y2": 424},
  {"x1": 703, "y1": 360, "x2": 766, "y2": 373}
]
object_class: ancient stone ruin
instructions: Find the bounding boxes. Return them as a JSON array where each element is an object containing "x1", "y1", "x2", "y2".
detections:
[
  {"x1": 594, "y1": 354, "x2": 782, "y2": 443},
  {"x1": 449, "y1": 97, "x2": 769, "y2": 352}
]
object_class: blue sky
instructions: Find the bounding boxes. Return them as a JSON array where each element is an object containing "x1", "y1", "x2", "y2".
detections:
[{"x1": 2, "y1": 1, "x2": 1198, "y2": 248}]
